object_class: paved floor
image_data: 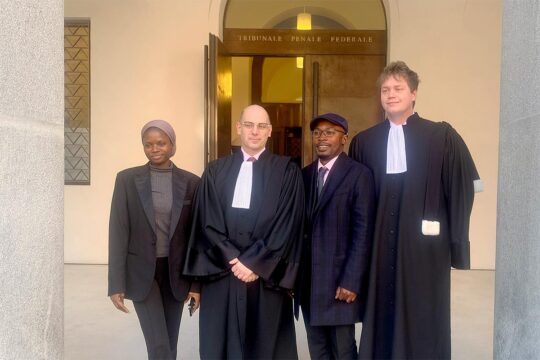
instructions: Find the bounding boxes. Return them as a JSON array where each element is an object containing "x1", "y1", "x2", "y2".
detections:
[{"x1": 65, "y1": 265, "x2": 494, "y2": 359}]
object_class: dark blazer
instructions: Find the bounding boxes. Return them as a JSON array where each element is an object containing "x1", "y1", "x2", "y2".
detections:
[
  {"x1": 297, "y1": 152, "x2": 375, "y2": 326},
  {"x1": 108, "y1": 163, "x2": 200, "y2": 302}
]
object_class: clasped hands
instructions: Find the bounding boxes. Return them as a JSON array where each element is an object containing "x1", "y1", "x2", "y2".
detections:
[{"x1": 229, "y1": 258, "x2": 259, "y2": 282}]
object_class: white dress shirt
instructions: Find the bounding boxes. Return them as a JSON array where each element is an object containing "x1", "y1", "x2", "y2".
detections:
[{"x1": 317, "y1": 153, "x2": 340, "y2": 186}]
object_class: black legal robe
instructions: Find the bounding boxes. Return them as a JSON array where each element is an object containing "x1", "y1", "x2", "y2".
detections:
[
  {"x1": 349, "y1": 114, "x2": 479, "y2": 360},
  {"x1": 183, "y1": 149, "x2": 304, "y2": 359}
]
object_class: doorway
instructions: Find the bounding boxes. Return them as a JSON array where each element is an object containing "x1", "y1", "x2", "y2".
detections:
[
  {"x1": 230, "y1": 56, "x2": 303, "y2": 167},
  {"x1": 206, "y1": 0, "x2": 387, "y2": 167}
]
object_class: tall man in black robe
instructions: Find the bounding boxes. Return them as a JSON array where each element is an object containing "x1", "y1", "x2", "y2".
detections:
[
  {"x1": 349, "y1": 61, "x2": 482, "y2": 360},
  {"x1": 183, "y1": 104, "x2": 304, "y2": 359}
]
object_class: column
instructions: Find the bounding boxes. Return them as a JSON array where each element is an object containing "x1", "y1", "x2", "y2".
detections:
[
  {"x1": 0, "y1": 0, "x2": 64, "y2": 358},
  {"x1": 494, "y1": 1, "x2": 540, "y2": 359}
]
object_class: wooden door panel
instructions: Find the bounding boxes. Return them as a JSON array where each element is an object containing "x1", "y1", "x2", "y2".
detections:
[
  {"x1": 303, "y1": 54, "x2": 385, "y2": 165},
  {"x1": 207, "y1": 33, "x2": 232, "y2": 163}
]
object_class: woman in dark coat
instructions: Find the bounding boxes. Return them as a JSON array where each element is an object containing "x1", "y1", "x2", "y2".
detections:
[{"x1": 108, "y1": 120, "x2": 200, "y2": 360}]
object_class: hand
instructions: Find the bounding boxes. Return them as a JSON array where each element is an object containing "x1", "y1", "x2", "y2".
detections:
[
  {"x1": 335, "y1": 287, "x2": 357, "y2": 303},
  {"x1": 110, "y1": 293, "x2": 130, "y2": 313},
  {"x1": 184, "y1": 291, "x2": 201, "y2": 314},
  {"x1": 229, "y1": 258, "x2": 259, "y2": 283}
]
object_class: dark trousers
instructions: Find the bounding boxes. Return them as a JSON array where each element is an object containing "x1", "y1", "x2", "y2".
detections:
[
  {"x1": 133, "y1": 257, "x2": 183, "y2": 360},
  {"x1": 304, "y1": 322, "x2": 357, "y2": 360}
]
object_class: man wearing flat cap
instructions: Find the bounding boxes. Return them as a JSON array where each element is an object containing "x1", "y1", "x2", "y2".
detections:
[{"x1": 295, "y1": 113, "x2": 375, "y2": 359}]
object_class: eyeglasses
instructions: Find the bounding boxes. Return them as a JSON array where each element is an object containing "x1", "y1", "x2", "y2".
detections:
[
  {"x1": 241, "y1": 122, "x2": 272, "y2": 130},
  {"x1": 312, "y1": 128, "x2": 346, "y2": 138}
]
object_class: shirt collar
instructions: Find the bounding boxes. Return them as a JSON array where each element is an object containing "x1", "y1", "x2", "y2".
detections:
[
  {"x1": 387, "y1": 111, "x2": 416, "y2": 127},
  {"x1": 318, "y1": 153, "x2": 340, "y2": 172},
  {"x1": 389, "y1": 119, "x2": 405, "y2": 127},
  {"x1": 241, "y1": 147, "x2": 265, "y2": 161}
]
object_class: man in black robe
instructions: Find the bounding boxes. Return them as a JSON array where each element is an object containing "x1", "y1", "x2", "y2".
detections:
[
  {"x1": 349, "y1": 61, "x2": 481, "y2": 360},
  {"x1": 183, "y1": 104, "x2": 304, "y2": 359}
]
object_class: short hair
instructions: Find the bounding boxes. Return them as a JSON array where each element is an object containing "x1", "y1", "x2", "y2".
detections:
[{"x1": 377, "y1": 61, "x2": 420, "y2": 91}]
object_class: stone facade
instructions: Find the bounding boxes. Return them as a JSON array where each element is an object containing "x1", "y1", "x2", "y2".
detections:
[
  {"x1": 494, "y1": 1, "x2": 540, "y2": 359},
  {"x1": 0, "y1": 0, "x2": 64, "y2": 358}
]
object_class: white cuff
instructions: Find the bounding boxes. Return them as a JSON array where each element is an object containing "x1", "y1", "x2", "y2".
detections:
[
  {"x1": 473, "y1": 179, "x2": 484, "y2": 193},
  {"x1": 422, "y1": 220, "x2": 440, "y2": 236}
]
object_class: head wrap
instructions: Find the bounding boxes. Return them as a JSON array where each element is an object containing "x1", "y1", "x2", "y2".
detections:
[{"x1": 141, "y1": 119, "x2": 176, "y2": 156}]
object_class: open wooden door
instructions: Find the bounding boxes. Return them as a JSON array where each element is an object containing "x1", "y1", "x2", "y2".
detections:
[
  {"x1": 205, "y1": 33, "x2": 232, "y2": 165},
  {"x1": 303, "y1": 55, "x2": 386, "y2": 165}
]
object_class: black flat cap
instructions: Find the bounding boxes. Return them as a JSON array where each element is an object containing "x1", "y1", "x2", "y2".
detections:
[{"x1": 310, "y1": 113, "x2": 348, "y2": 133}]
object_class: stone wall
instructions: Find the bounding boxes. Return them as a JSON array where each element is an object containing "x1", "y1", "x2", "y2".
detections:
[
  {"x1": 0, "y1": 0, "x2": 64, "y2": 358},
  {"x1": 494, "y1": 1, "x2": 540, "y2": 359}
]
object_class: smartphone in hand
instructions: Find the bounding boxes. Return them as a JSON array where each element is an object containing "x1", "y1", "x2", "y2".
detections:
[{"x1": 188, "y1": 297, "x2": 195, "y2": 316}]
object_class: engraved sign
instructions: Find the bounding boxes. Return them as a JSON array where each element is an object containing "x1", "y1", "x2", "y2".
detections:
[{"x1": 224, "y1": 29, "x2": 386, "y2": 55}]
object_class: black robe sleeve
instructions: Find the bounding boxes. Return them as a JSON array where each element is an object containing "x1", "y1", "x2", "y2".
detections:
[
  {"x1": 183, "y1": 163, "x2": 241, "y2": 278},
  {"x1": 442, "y1": 125, "x2": 480, "y2": 269},
  {"x1": 239, "y1": 161, "x2": 305, "y2": 289}
]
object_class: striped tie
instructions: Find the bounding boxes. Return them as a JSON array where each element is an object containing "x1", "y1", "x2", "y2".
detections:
[{"x1": 317, "y1": 166, "x2": 328, "y2": 196}]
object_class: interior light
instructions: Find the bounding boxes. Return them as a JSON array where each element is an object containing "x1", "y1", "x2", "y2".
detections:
[{"x1": 296, "y1": 12, "x2": 312, "y2": 31}]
